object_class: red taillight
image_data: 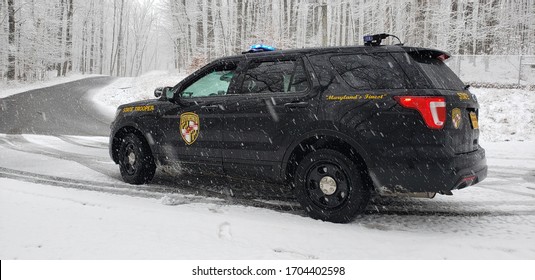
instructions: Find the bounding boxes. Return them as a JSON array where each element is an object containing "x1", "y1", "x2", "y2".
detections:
[
  {"x1": 394, "y1": 96, "x2": 446, "y2": 129},
  {"x1": 437, "y1": 54, "x2": 450, "y2": 61}
]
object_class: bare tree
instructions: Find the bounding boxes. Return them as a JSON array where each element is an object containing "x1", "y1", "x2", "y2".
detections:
[
  {"x1": 7, "y1": 0, "x2": 16, "y2": 80},
  {"x1": 56, "y1": 0, "x2": 66, "y2": 76},
  {"x1": 62, "y1": 0, "x2": 73, "y2": 76},
  {"x1": 115, "y1": 0, "x2": 125, "y2": 76},
  {"x1": 99, "y1": 0, "x2": 104, "y2": 74},
  {"x1": 1, "y1": 0, "x2": 534, "y2": 82}
]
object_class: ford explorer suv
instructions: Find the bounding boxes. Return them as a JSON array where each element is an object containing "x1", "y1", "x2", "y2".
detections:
[{"x1": 109, "y1": 34, "x2": 487, "y2": 223}]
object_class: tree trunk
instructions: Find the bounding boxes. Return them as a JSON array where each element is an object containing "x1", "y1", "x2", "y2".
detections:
[
  {"x1": 62, "y1": 0, "x2": 73, "y2": 76},
  {"x1": 80, "y1": 20, "x2": 86, "y2": 74},
  {"x1": 99, "y1": 0, "x2": 105, "y2": 74},
  {"x1": 7, "y1": 0, "x2": 16, "y2": 80},
  {"x1": 321, "y1": 1, "x2": 327, "y2": 47},
  {"x1": 89, "y1": 0, "x2": 95, "y2": 74},
  {"x1": 56, "y1": 0, "x2": 66, "y2": 77},
  {"x1": 115, "y1": 0, "x2": 125, "y2": 76},
  {"x1": 110, "y1": 0, "x2": 117, "y2": 75},
  {"x1": 236, "y1": 0, "x2": 242, "y2": 52}
]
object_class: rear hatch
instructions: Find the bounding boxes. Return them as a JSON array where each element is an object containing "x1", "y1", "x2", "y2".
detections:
[{"x1": 400, "y1": 48, "x2": 480, "y2": 154}]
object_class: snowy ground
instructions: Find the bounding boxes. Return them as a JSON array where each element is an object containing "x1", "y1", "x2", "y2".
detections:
[
  {"x1": 447, "y1": 55, "x2": 535, "y2": 85},
  {"x1": 1, "y1": 74, "x2": 534, "y2": 259},
  {"x1": 474, "y1": 87, "x2": 535, "y2": 142},
  {"x1": 0, "y1": 134, "x2": 534, "y2": 259}
]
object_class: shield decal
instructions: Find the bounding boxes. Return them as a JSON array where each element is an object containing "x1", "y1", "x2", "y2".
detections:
[
  {"x1": 452, "y1": 108, "x2": 462, "y2": 129},
  {"x1": 180, "y1": 112, "x2": 200, "y2": 145}
]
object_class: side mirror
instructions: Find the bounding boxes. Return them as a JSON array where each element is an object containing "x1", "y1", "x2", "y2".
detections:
[
  {"x1": 154, "y1": 86, "x2": 173, "y2": 99},
  {"x1": 154, "y1": 87, "x2": 164, "y2": 98}
]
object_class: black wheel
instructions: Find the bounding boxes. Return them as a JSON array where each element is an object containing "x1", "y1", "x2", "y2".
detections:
[
  {"x1": 118, "y1": 133, "x2": 156, "y2": 184},
  {"x1": 294, "y1": 149, "x2": 370, "y2": 223}
]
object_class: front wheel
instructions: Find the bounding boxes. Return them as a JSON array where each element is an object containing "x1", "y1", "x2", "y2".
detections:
[
  {"x1": 118, "y1": 133, "x2": 156, "y2": 184},
  {"x1": 294, "y1": 149, "x2": 370, "y2": 223}
]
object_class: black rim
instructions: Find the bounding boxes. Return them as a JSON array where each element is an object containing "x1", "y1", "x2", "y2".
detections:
[
  {"x1": 123, "y1": 142, "x2": 137, "y2": 175},
  {"x1": 305, "y1": 161, "x2": 350, "y2": 209}
]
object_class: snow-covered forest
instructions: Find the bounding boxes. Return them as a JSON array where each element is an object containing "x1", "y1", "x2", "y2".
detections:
[{"x1": 1, "y1": 0, "x2": 534, "y2": 82}]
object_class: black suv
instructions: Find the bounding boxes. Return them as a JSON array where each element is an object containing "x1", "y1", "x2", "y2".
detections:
[{"x1": 110, "y1": 37, "x2": 487, "y2": 223}]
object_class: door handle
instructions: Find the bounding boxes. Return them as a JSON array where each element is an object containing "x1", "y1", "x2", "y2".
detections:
[
  {"x1": 201, "y1": 104, "x2": 223, "y2": 111},
  {"x1": 284, "y1": 101, "x2": 309, "y2": 108}
]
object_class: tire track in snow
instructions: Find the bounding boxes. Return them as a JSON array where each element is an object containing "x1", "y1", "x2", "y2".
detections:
[
  {"x1": 0, "y1": 133, "x2": 300, "y2": 207},
  {"x1": 2, "y1": 134, "x2": 534, "y2": 219},
  {"x1": 480, "y1": 185, "x2": 535, "y2": 199},
  {"x1": 0, "y1": 166, "x2": 303, "y2": 214},
  {"x1": 3, "y1": 165, "x2": 534, "y2": 219},
  {"x1": 0, "y1": 134, "x2": 120, "y2": 180},
  {"x1": 57, "y1": 135, "x2": 108, "y2": 149}
]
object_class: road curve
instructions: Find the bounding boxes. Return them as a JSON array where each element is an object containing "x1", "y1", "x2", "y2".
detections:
[{"x1": 0, "y1": 76, "x2": 115, "y2": 136}]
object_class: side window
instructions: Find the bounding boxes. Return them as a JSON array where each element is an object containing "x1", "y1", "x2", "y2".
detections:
[
  {"x1": 241, "y1": 59, "x2": 309, "y2": 94},
  {"x1": 330, "y1": 53, "x2": 410, "y2": 90},
  {"x1": 180, "y1": 63, "x2": 238, "y2": 98}
]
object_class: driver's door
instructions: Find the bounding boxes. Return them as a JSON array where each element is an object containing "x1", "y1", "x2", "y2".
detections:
[{"x1": 157, "y1": 60, "x2": 242, "y2": 173}]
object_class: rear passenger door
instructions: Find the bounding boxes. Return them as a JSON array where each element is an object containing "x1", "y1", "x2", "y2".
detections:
[{"x1": 221, "y1": 56, "x2": 317, "y2": 181}]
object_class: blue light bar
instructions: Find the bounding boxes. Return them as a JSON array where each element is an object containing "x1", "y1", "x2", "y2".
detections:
[{"x1": 249, "y1": 44, "x2": 276, "y2": 52}]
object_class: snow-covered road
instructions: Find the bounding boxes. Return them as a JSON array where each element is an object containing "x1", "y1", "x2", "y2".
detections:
[
  {"x1": 1, "y1": 133, "x2": 534, "y2": 259},
  {"x1": 0, "y1": 77, "x2": 115, "y2": 136}
]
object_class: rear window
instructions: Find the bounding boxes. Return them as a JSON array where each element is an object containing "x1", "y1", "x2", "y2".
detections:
[
  {"x1": 407, "y1": 53, "x2": 465, "y2": 90},
  {"x1": 329, "y1": 53, "x2": 410, "y2": 90}
]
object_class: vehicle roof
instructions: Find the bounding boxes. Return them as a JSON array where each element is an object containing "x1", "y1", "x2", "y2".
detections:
[{"x1": 218, "y1": 45, "x2": 449, "y2": 61}]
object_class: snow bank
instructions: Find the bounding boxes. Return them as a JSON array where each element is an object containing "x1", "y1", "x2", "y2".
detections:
[
  {"x1": 447, "y1": 55, "x2": 535, "y2": 85},
  {"x1": 473, "y1": 87, "x2": 535, "y2": 142},
  {"x1": 91, "y1": 71, "x2": 185, "y2": 114},
  {"x1": 0, "y1": 73, "x2": 104, "y2": 99}
]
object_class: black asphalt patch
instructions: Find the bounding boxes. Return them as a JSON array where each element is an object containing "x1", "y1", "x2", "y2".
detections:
[{"x1": 0, "y1": 77, "x2": 115, "y2": 136}]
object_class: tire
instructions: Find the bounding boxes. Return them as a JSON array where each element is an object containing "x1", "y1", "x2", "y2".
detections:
[
  {"x1": 294, "y1": 149, "x2": 370, "y2": 223},
  {"x1": 118, "y1": 133, "x2": 156, "y2": 184}
]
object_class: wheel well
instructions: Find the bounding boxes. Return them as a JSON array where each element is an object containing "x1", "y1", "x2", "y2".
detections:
[
  {"x1": 111, "y1": 126, "x2": 148, "y2": 163},
  {"x1": 285, "y1": 135, "x2": 373, "y2": 188}
]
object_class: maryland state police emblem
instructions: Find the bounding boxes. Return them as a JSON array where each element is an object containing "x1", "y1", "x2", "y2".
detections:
[
  {"x1": 451, "y1": 108, "x2": 462, "y2": 129},
  {"x1": 180, "y1": 112, "x2": 200, "y2": 145}
]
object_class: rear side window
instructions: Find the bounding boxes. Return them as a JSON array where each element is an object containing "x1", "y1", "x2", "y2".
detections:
[
  {"x1": 406, "y1": 53, "x2": 465, "y2": 90},
  {"x1": 241, "y1": 59, "x2": 309, "y2": 94},
  {"x1": 330, "y1": 53, "x2": 410, "y2": 90}
]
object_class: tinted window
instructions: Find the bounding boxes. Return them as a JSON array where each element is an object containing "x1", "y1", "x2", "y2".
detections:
[
  {"x1": 330, "y1": 53, "x2": 410, "y2": 90},
  {"x1": 180, "y1": 63, "x2": 238, "y2": 98},
  {"x1": 241, "y1": 59, "x2": 309, "y2": 94},
  {"x1": 408, "y1": 53, "x2": 465, "y2": 90}
]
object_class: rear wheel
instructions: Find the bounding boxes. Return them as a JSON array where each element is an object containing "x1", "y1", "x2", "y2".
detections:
[
  {"x1": 118, "y1": 133, "x2": 156, "y2": 184},
  {"x1": 294, "y1": 149, "x2": 370, "y2": 223}
]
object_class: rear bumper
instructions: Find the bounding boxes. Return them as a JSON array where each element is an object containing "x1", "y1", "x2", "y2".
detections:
[{"x1": 368, "y1": 147, "x2": 487, "y2": 193}]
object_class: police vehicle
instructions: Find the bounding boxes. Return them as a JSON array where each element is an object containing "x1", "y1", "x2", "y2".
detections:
[{"x1": 109, "y1": 34, "x2": 487, "y2": 223}]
